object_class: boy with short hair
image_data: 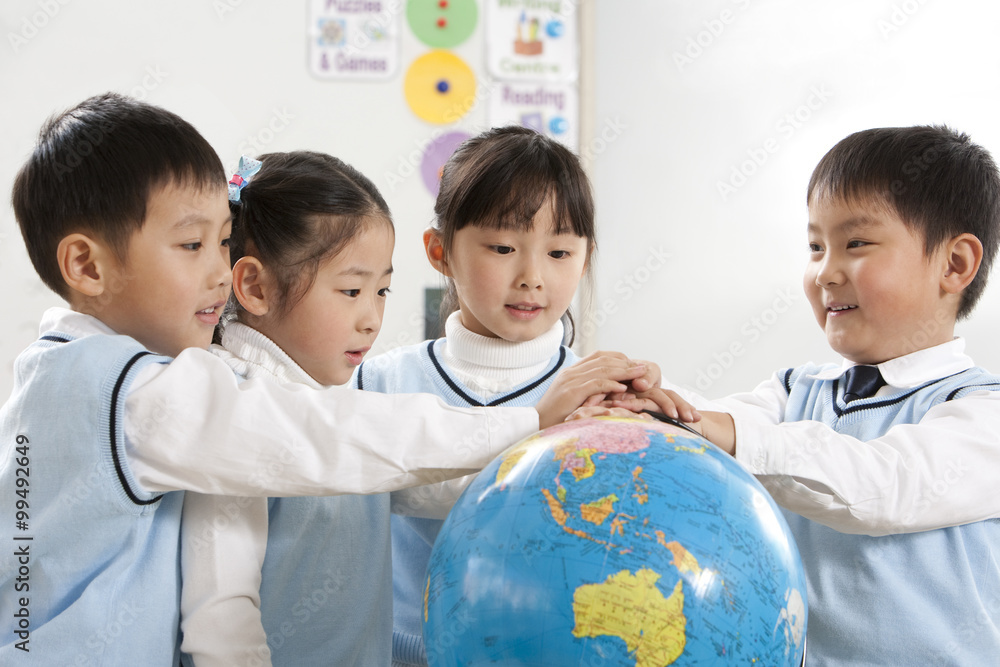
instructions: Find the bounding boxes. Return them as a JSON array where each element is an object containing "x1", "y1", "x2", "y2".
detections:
[
  {"x1": 0, "y1": 93, "x2": 665, "y2": 663},
  {"x1": 688, "y1": 126, "x2": 1000, "y2": 664}
]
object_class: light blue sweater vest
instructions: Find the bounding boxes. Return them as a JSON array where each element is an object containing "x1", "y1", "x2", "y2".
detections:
[
  {"x1": 258, "y1": 493, "x2": 392, "y2": 666},
  {"x1": 356, "y1": 339, "x2": 576, "y2": 667},
  {"x1": 0, "y1": 332, "x2": 180, "y2": 665},
  {"x1": 780, "y1": 363, "x2": 1000, "y2": 666}
]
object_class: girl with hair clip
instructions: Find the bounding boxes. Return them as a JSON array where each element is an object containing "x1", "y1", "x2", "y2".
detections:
[
  {"x1": 354, "y1": 126, "x2": 699, "y2": 667},
  {"x1": 179, "y1": 150, "x2": 680, "y2": 667}
]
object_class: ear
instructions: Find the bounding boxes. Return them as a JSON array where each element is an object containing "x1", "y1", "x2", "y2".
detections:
[
  {"x1": 423, "y1": 228, "x2": 450, "y2": 277},
  {"x1": 56, "y1": 233, "x2": 116, "y2": 298},
  {"x1": 232, "y1": 256, "x2": 270, "y2": 316},
  {"x1": 941, "y1": 233, "x2": 983, "y2": 295}
]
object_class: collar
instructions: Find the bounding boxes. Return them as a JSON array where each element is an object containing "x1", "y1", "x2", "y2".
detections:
[
  {"x1": 443, "y1": 311, "x2": 564, "y2": 371},
  {"x1": 39, "y1": 306, "x2": 120, "y2": 339},
  {"x1": 808, "y1": 338, "x2": 973, "y2": 388},
  {"x1": 213, "y1": 321, "x2": 323, "y2": 388}
]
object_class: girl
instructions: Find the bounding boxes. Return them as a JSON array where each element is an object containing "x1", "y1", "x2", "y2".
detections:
[
  {"x1": 354, "y1": 126, "x2": 697, "y2": 667},
  {"x1": 179, "y1": 150, "x2": 669, "y2": 666}
]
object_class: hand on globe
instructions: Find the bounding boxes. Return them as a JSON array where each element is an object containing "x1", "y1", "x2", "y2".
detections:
[
  {"x1": 607, "y1": 386, "x2": 702, "y2": 423},
  {"x1": 534, "y1": 351, "x2": 654, "y2": 429}
]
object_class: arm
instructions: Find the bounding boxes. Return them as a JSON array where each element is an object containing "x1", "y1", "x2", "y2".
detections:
[
  {"x1": 125, "y1": 348, "x2": 640, "y2": 497},
  {"x1": 719, "y1": 386, "x2": 1000, "y2": 536},
  {"x1": 390, "y1": 474, "x2": 476, "y2": 519},
  {"x1": 180, "y1": 493, "x2": 271, "y2": 667},
  {"x1": 124, "y1": 349, "x2": 539, "y2": 496}
]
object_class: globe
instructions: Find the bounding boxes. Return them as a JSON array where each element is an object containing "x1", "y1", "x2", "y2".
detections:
[{"x1": 423, "y1": 416, "x2": 807, "y2": 666}]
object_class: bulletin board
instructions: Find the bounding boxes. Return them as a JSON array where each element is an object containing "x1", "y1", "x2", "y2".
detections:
[
  {"x1": 300, "y1": 0, "x2": 589, "y2": 346},
  {"x1": 0, "y1": 0, "x2": 595, "y2": 395}
]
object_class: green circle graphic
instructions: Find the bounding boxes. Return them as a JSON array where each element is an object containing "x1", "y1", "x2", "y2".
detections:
[{"x1": 407, "y1": 0, "x2": 478, "y2": 49}]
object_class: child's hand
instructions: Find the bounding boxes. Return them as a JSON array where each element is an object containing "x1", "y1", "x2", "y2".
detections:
[
  {"x1": 646, "y1": 410, "x2": 735, "y2": 456},
  {"x1": 626, "y1": 358, "x2": 661, "y2": 393},
  {"x1": 609, "y1": 387, "x2": 702, "y2": 424},
  {"x1": 565, "y1": 406, "x2": 656, "y2": 422},
  {"x1": 535, "y1": 351, "x2": 651, "y2": 429},
  {"x1": 697, "y1": 411, "x2": 736, "y2": 455}
]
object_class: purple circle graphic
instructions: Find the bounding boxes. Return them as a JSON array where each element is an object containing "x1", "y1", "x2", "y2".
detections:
[{"x1": 420, "y1": 131, "x2": 472, "y2": 197}]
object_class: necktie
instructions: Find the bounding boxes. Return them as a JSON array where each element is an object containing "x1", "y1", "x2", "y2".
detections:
[{"x1": 842, "y1": 365, "x2": 886, "y2": 403}]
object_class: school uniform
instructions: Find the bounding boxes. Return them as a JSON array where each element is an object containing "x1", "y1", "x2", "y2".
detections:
[
  {"x1": 0, "y1": 308, "x2": 539, "y2": 664},
  {"x1": 355, "y1": 313, "x2": 577, "y2": 667},
  {"x1": 718, "y1": 339, "x2": 1000, "y2": 665}
]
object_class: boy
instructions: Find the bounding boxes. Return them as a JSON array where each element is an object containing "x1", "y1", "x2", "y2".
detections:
[
  {"x1": 686, "y1": 126, "x2": 1000, "y2": 665},
  {"x1": 0, "y1": 93, "x2": 669, "y2": 664}
]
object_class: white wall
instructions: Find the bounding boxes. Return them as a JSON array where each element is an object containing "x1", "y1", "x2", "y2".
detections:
[
  {"x1": 590, "y1": 0, "x2": 1000, "y2": 398},
  {"x1": 2, "y1": 1, "x2": 999, "y2": 402}
]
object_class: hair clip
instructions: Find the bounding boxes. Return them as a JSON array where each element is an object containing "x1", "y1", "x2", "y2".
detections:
[{"x1": 228, "y1": 155, "x2": 263, "y2": 202}]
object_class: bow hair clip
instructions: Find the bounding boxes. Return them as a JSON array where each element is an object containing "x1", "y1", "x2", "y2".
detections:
[{"x1": 228, "y1": 155, "x2": 263, "y2": 202}]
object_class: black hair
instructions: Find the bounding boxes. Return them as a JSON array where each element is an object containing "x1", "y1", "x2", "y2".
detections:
[
  {"x1": 807, "y1": 125, "x2": 1000, "y2": 318},
  {"x1": 12, "y1": 92, "x2": 226, "y2": 298},
  {"x1": 433, "y1": 126, "x2": 595, "y2": 341},
  {"x1": 227, "y1": 150, "x2": 393, "y2": 320}
]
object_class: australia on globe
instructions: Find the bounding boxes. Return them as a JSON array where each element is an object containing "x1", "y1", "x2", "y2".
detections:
[{"x1": 423, "y1": 416, "x2": 807, "y2": 666}]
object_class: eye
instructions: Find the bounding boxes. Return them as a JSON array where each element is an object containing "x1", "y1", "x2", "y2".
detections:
[
  {"x1": 378, "y1": 287, "x2": 391, "y2": 297},
  {"x1": 847, "y1": 239, "x2": 869, "y2": 249},
  {"x1": 549, "y1": 250, "x2": 570, "y2": 259},
  {"x1": 221, "y1": 237, "x2": 231, "y2": 248},
  {"x1": 490, "y1": 245, "x2": 514, "y2": 255},
  {"x1": 341, "y1": 289, "x2": 361, "y2": 298},
  {"x1": 808, "y1": 242, "x2": 823, "y2": 253},
  {"x1": 182, "y1": 242, "x2": 203, "y2": 251}
]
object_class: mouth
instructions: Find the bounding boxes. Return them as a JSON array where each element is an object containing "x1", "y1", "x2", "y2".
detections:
[
  {"x1": 826, "y1": 304, "x2": 858, "y2": 316},
  {"x1": 195, "y1": 302, "x2": 225, "y2": 325},
  {"x1": 506, "y1": 303, "x2": 544, "y2": 320},
  {"x1": 345, "y1": 346, "x2": 371, "y2": 366}
]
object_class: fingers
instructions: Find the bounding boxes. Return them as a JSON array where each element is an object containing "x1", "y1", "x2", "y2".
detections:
[
  {"x1": 615, "y1": 389, "x2": 701, "y2": 423},
  {"x1": 565, "y1": 406, "x2": 654, "y2": 422},
  {"x1": 567, "y1": 351, "x2": 648, "y2": 383},
  {"x1": 628, "y1": 359, "x2": 662, "y2": 393}
]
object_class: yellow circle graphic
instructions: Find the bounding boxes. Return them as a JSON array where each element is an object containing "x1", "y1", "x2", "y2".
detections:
[{"x1": 404, "y1": 50, "x2": 477, "y2": 125}]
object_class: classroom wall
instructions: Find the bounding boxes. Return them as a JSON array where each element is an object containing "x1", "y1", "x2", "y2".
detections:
[
  {"x1": 2, "y1": 0, "x2": 999, "y2": 402},
  {"x1": 589, "y1": 0, "x2": 1000, "y2": 398}
]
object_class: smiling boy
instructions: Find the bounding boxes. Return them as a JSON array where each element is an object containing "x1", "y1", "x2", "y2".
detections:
[{"x1": 683, "y1": 126, "x2": 1000, "y2": 665}]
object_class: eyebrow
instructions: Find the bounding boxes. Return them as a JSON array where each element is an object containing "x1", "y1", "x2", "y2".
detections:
[
  {"x1": 338, "y1": 266, "x2": 394, "y2": 277},
  {"x1": 807, "y1": 215, "x2": 884, "y2": 235},
  {"x1": 172, "y1": 213, "x2": 225, "y2": 230}
]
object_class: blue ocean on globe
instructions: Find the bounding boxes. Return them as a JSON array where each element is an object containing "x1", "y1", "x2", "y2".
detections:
[{"x1": 423, "y1": 417, "x2": 807, "y2": 666}]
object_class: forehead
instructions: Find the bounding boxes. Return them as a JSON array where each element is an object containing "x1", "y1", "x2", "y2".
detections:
[
  {"x1": 325, "y1": 221, "x2": 395, "y2": 271},
  {"x1": 143, "y1": 180, "x2": 230, "y2": 232},
  {"x1": 807, "y1": 195, "x2": 909, "y2": 235}
]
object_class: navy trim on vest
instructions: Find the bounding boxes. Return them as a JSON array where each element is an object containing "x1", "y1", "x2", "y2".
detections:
[
  {"x1": 109, "y1": 351, "x2": 163, "y2": 506},
  {"x1": 426, "y1": 340, "x2": 569, "y2": 407},
  {"x1": 946, "y1": 382, "x2": 1000, "y2": 401},
  {"x1": 830, "y1": 370, "x2": 974, "y2": 417},
  {"x1": 39, "y1": 335, "x2": 70, "y2": 343},
  {"x1": 782, "y1": 368, "x2": 794, "y2": 395},
  {"x1": 356, "y1": 361, "x2": 365, "y2": 391}
]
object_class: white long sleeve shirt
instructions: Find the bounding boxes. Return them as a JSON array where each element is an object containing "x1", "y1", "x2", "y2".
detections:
[
  {"x1": 19, "y1": 308, "x2": 538, "y2": 496},
  {"x1": 180, "y1": 320, "x2": 534, "y2": 666},
  {"x1": 715, "y1": 338, "x2": 1000, "y2": 535}
]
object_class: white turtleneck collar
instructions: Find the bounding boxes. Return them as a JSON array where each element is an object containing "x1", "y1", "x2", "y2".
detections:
[
  {"x1": 439, "y1": 311, "x2": 565, "y2": 399},
  {"x1": 212, "y1": 320, "x2": 324, "y2": 389}
]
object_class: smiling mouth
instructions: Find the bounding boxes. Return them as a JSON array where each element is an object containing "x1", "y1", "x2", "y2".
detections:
[{"x1": 828, "y1": 305, "x2": 857, "y2": 313}]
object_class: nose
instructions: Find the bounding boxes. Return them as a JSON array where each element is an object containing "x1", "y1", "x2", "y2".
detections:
[
  {"x1": 358, "y1": 295, "x2": 383, "y2": 335},
  {"x1": 516, "y1": 255, "x2": 543, "y2": 290},
  {"x1": 213, "y1": 242, "x2": 233, "y2": 289},
  {"x1": 814, "y1": 252, "x2": 843, "y2": 287}
]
